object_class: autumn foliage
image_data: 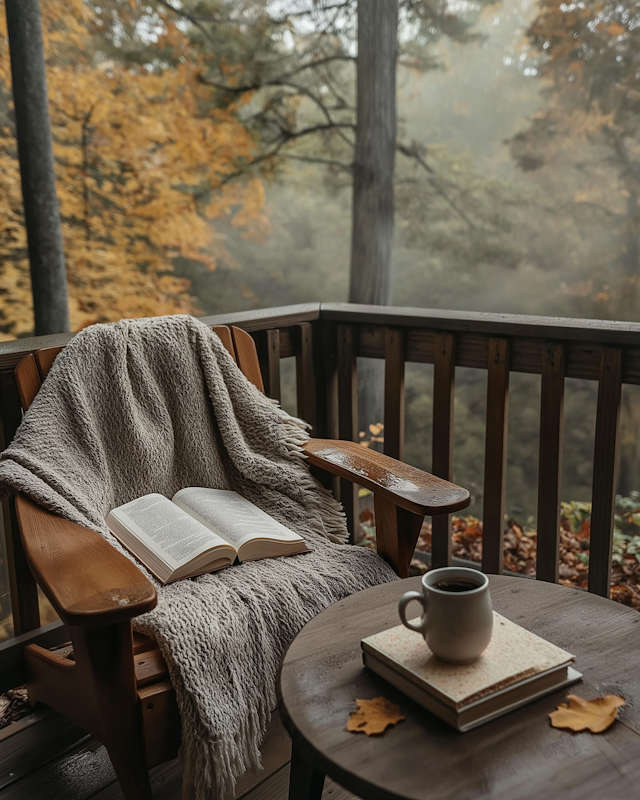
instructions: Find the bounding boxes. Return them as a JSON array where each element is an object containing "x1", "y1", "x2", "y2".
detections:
[
  {"x1": 549, "y1": 694, "x2": 625, "y2": 733},
  {"x1": 0, "y1": 0, "x2": 267, "y2": 338}
]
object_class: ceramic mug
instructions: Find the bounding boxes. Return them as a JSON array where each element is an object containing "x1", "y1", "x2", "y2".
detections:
[{"x1": 398, "y1": 567, "x2": 493, "y2": 664}]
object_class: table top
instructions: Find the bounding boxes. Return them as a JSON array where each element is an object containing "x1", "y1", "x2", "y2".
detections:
[{"x1": 277, "y1": 576, "x2": 640, "y2": 800}]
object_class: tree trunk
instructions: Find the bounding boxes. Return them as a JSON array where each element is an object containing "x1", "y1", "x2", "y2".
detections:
[
  {"x1": 5, "y1": 0, "x2": 70, "y2": 335},
  {"x1": 349, "y1": 0, "x2": 398, "y2": 306},
  {"x1": 623, "y1": 187, "x2": 640, "y2": 276}
]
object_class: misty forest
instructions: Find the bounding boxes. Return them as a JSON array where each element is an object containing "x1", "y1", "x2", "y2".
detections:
[{"x1": 2, "y1": 0, "x2": 640, "y2": 614}]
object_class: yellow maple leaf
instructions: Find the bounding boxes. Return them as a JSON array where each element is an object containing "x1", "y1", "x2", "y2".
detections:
[
  {"x1": 549, "y1": 694, "x2": 625, "y2": 733},
  {"x1": 346, "y1": 697, "x2": 405, "y2": 736}
]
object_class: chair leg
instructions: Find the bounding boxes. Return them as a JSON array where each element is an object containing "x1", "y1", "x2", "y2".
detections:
[
  {"x1": 78, "y1": 624, "x2": 152, "y2": 800},
  {"x1": 374, "y1": 495, "x2": 424, "y2": 578},
  {"x1": 108, "y1": 741, "x2": 153, "y2": 800},
  {"x1": 26, "y1": 622, "x2": 154, "y2": 800}
]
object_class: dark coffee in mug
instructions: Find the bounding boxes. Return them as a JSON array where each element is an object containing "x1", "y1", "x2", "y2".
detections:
[
  {"x1": 433, "y1": 578, "x2": 481, "y2": 593},
  {"x1": 399, "y1": 566, "x2": 493, "y2": 662}
]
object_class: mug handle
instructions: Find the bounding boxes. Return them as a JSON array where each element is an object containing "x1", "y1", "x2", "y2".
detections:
[{"x1": 398, "y1": 590, "x2": 427, "y2": 634}]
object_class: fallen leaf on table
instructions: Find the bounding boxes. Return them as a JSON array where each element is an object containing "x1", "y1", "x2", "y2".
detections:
[
  {"x1": 549, "y1": 694, "x2": 625, "y2": 733},
  {"x1": 346, "y1": 697, "x2": 404, "y2": 736}
]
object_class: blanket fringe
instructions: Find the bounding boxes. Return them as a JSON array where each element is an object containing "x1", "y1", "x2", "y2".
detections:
[{"x1": 183, "y1": 688, "x2": 274, "y2": 800}]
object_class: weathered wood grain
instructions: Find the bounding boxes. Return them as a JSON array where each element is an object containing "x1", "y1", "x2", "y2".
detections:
[
  {"x1": 303, "y1": 440, "x2": 470, "y2": 517},
  {"x1": 383, "y1": 329, "x2": 404, "y2": 462},
  {"x1": 257, "y1": 329, "x2": 281, "y2": 402},
  {"x1": 232, "y1": 327, "x2": 264, "y2": 393},
  {"x1": 0, "y1": 368, "x2": 40, "y2": 636},
  {"x1": 279, "y1": 575, "x2": 640, "y2": 800},
  {"x1": 337, "y1": 325, "x2": 358, "y2": 540},
  {"x1": 296, "y1": 323, "x2": 316, "y2": 430},
  {"x1": 14, "y1": 355, "x2": 41, "y2": 412},
  {"x1": 34, "y1": 346, "x2": 64, "y2": 380},
  {"x1": 15, "y1": 495, "x2": 156, "y2": 627},
  {"x1": 536, "y1": 342, "x2": 565, "y2": 583},
  {"x1": 431, "y1": 333, "x2": 455, "y2": 568},
  {"x1": 589, "y1": 347, "x2": 623, "y2": 597},
  {"x1": 321, "y1": 303, "x2": 640, "y2": 346},
  {"x1": 0, "y1": 710, "x2": 89, "y2": 793},
  {"x1": 482, "y1": 339, "x2": 509, "y2": 575}
]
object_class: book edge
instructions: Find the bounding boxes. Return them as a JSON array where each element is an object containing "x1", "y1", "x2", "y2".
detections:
[
  {"x1": 363, "y1": 651, "x2": 582, "y2": 730},
  {"x1": 362, "y1": 625, "x2": 575, "y2": 709}
]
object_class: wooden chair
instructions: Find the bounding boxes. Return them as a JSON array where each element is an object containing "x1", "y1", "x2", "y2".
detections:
[{"x1": 12, "y1": 325, "x2": 470, "y2": 800}]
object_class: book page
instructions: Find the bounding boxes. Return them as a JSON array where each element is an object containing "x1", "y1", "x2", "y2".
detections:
[
  {"x1": 110, "y1": 494, "x2": 230, "y2": 567},
  {"x1": 172, "y1": 488, "x2": 301, "y2": 549}
]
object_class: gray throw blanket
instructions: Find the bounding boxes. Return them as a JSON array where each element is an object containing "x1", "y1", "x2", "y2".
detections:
[{"x1": 0, "y1": 315, "x2": 396, "y2": 800}]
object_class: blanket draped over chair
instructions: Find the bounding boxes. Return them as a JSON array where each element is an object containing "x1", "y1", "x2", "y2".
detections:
[{"x1": 0, "y1": 316, "x2": 397, "y2": 800}]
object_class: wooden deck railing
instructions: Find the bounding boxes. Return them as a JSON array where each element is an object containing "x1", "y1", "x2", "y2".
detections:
[{"x1": 0, "y1": 302, "x2": 639, "y2": 689}]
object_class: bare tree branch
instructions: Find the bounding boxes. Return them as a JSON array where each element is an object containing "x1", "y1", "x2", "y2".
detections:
[
  {"x1": 272, "y1": 54, "x2": 355, "y2": 83},
  {"x1": 155, "y1": 0, "x2": 218, "y2": 44},
  {"x1": 280, "y1": 153, "x2": 353, "y2": 171},
  {"x1": 397, "y1": 141, "x2": 477, "y2": 229},
  {"x1": 282, "y1": 2, "x2": 354, "y2": 19},
  {"x1": 220, "y1": 121, "x2": 356, "y2": 184},
  {"x1": 168, "y1": 1, "x2": 354, "y2": 26},
  {"x1": 200, "y1": 68, "x2": 356, "y2": 150}
]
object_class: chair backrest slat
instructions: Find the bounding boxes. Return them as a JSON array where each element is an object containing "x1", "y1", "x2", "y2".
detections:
[
  {"x1": 211, "y1": 326, "x2": 236, "y2": 362},
  {"x1": 231, "y1": 327, "x2": 265, "y2": 393},
  {"x1": 35, "y1": 346, "x2": 65, "y2": 381},
  {"x1": 14, "y1": 325, "x2": 265, "y2": 416},
  {"x1": 14, "y1": 354, "x2": 42, "y2": 412}
]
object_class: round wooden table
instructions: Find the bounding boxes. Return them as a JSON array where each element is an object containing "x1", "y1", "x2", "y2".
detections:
[{"x1": 277, "y1": 576, "x2": 640, "y2": 800}]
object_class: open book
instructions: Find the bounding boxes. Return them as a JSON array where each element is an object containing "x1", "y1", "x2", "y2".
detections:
[{"x1": 106, "y1": 488, "x2": 309, "y2": 584}]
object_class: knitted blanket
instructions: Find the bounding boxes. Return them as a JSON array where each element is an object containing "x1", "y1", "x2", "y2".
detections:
[{"x1": 0, "y1": 315, "x2": 397, "y2": 800}]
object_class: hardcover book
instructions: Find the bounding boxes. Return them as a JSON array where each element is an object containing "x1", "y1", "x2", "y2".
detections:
[
  {"x1": 361, "y1": 612, "x2": 582, "y2": 731},
  {"x1": 106, "y1": 488, "x2": 309, "y2": 584}
]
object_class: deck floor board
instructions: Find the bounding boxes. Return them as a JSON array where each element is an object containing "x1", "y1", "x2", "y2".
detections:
[{"x1": 0, "y1": 712, "x2": 360, "y2": 800}]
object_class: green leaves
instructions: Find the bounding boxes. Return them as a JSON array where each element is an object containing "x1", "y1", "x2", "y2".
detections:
[{"x1": 612, "y1": 493, "x2": 640, "y2": 565}]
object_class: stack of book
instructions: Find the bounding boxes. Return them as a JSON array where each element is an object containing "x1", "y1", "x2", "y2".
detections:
[{"x1": 361, "y1": 612, "x2": 581, "y2": 731}]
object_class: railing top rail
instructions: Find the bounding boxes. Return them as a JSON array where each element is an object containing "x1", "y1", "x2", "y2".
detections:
[
  {"x1": 200, "y1": 303, "x2": 320, "y2": 332},
  {"x1": 3, "y1": 302, "x2": 640, "y2": 372},
  {"x1": 0, "y1": 304, "x2": 321, "y2": 371},
  {"x1": 320, "y1": 303, "x2": 640, "y2": 346}
]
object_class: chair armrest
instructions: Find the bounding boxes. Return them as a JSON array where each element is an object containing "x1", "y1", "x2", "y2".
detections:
[
  {"x1": 15, "y1": 495, "x2": 157, "y2": 628},
  {"x1": 303, "y1": 439, "x2": 470, "y2": 516}
]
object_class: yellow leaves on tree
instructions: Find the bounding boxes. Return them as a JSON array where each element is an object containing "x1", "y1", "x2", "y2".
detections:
[{"x1": 0, "y1": 0, "x2": 268, "y2": 339}]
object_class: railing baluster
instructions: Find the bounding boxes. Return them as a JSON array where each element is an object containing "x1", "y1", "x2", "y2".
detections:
[
  {"x1": 337, "y1": 324, "x2": 358, "y2": 541},
  {"x1": 588, "y1": 347, "x2": 623, "y2": 597},
  {"x1": 295, "y1": 323, "x2": 316, "y2": 430},
  {"x1": 432, "y1": 333, "x2": 456, "y2": 568},
  {"x1": 482, "y1": 338, "x2": 510, "y2": 575},
  {"x1": 537, "y1": 342, "x2": 565, "y2": 583},
  {"x1": 0, "y1": 371, "x2": 40, "y2": 635},
  {"x1": 310, "y1": 321, "x2": 330, "y2": 440},
  {"x1": 257, "y1": 329, "x2": 281, "y2": 402},
  {"x1": 384, "y1": 329, "x2": 405, "y2": 462}
]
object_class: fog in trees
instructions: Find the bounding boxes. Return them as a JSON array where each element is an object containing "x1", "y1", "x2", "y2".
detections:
[
  {"x1": 3, "y1": 0, "x2": 640, "y2": 526},
  {"x1": 180, "y1": 0, "x2": 640, "y2": 526}
]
